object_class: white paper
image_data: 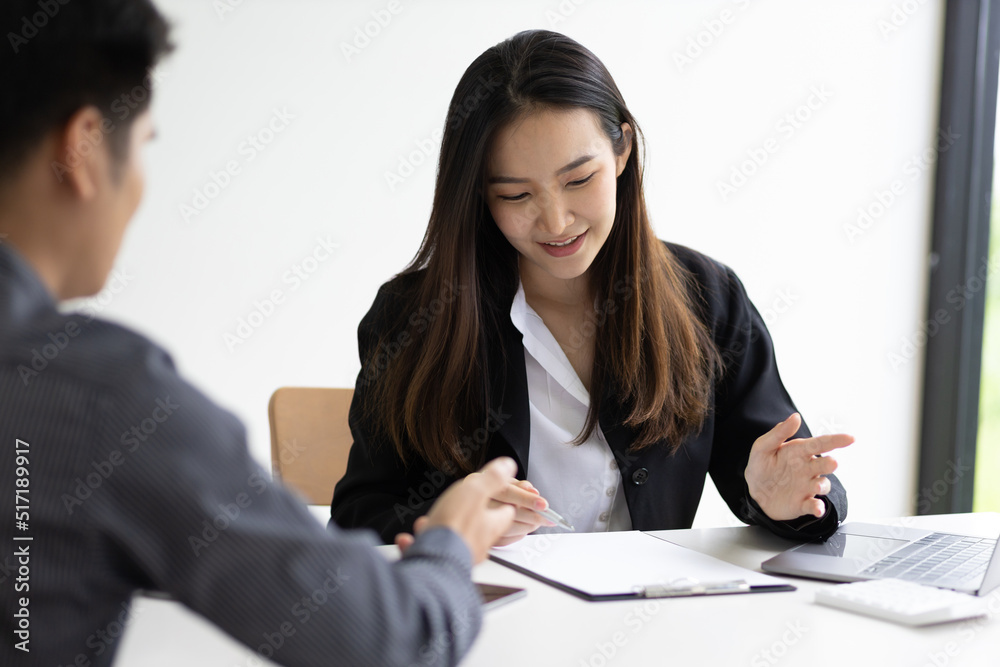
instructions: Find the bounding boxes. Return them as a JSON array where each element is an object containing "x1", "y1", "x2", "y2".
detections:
[{"x1": 490, "y1": 531, "x2": 787, "y2": 596}]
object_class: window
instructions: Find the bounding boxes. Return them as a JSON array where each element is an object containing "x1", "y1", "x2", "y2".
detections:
[
  {"x1": 973, "y1": 123, "x2": 1000, "y2": 511},
  {"x1": 919, "y1": 0, "x2": 1000, "y2": 515}
]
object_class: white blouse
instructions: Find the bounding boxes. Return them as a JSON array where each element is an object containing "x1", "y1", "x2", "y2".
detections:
[{"x1": 509, "y1": 283, "x2": 632, "y2": 534}]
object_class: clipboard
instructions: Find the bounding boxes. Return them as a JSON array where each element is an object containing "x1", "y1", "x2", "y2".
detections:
[{"x1": 489, "y1": 531, "x2": 795, "y2": 602}]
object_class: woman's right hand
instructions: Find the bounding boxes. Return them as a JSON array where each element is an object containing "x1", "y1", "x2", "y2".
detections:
[{"x1": 489, "y1": 479, "x2": 555, "y2": 546}]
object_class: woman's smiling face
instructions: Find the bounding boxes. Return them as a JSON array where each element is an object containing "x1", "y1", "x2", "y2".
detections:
[{"x1": 486, "y1": 107, "x2": 631, "y2": 290}]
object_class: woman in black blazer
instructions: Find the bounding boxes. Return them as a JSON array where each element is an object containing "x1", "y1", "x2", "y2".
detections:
[{"x1": 331, "y1": 30, "x2": 851, "y2": 547}]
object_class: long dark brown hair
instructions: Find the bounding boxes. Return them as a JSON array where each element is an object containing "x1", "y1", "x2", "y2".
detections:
[{"x1": 365, "y1": 30, "x2": 720, "y2": 474}]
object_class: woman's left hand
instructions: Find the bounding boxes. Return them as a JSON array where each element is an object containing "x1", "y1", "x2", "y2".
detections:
[{"x1": 745, "y1": 413, "x2": 854, "y2": 521}]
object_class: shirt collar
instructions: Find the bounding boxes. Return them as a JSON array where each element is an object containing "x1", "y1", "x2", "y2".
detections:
[
  {"x1": 509, "y1": 280, "x2": 591, "y2": 406},
  {"x1": 0, "y1": 241, "x2": 59, "y2": 326}
]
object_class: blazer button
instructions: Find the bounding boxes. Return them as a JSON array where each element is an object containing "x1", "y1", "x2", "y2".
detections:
[{"x1": 631, "y1": 468, "x2": 649, "y2": 485}]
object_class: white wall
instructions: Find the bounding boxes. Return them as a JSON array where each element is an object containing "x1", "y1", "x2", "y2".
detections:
[{"x1": 79, "y1": 0, "x2": 946, "y2": 526}]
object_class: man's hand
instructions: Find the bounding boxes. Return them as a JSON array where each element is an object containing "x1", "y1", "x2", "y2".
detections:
[
  {"x1": 745, "y1": 413, "x2": 853, "y2": 521},
  {"x1": 394, "y1": 457, "x2": 519, "y2": 563}
]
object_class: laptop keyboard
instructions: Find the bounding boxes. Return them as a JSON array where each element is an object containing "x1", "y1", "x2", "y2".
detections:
[{"x1": 860, "y1": 533, "x2": 996, "y2": 589}]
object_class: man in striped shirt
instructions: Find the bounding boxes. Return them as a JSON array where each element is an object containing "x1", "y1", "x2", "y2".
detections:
[{"x1": 0, "y1": 1, "x2": 516, "y2": 665}]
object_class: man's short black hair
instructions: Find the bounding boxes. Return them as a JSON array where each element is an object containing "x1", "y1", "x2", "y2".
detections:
[{"x1": 0, "y1": 0, "x2": 173, "y2": 180}]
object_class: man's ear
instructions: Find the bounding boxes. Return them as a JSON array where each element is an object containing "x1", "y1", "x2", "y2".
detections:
[
  {"x1": 54, "y1": 106, "x2": 109, "y2": 200},
  {"x1": 615, "y1": 122, "x2": 633, "y2": 178}
]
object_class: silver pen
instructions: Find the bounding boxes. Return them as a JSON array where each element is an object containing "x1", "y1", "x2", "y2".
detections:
[{"x1": 535, "y1": 506, "x2": 575, "y2": 531}]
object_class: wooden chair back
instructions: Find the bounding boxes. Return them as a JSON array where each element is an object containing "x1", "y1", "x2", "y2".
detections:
[{"x1": 268, "y1": 387, "x2": 354, "y2": 505}]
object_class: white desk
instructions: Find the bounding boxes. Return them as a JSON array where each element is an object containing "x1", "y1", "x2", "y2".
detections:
[{"x1": 116, "y1": 514, "x2": 1000, "y2": 666}]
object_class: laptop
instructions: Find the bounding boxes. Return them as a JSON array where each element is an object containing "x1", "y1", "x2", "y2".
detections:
[{"x1": 761, "y1": 521, "x2": 1000, "y2": 596}]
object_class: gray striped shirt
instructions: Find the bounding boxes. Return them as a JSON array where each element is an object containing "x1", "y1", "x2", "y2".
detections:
[{"x1": 0, "y1": 243, "x2": 482, "y2": 666}]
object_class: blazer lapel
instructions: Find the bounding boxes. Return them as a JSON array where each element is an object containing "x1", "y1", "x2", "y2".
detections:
[
  {"x1": 598, "y1": 390, "x2": 643, "y2": 474},
  {"x1": 489, "y1": 317, "x2": 641, "y2": 481}
]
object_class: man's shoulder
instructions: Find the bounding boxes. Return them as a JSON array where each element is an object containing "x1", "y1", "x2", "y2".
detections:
[
  {"x1": 3, "y1": 309, "x2": 178, "y2": 394},
  {"x1": 7, "y1": 311, "x2": 244, "y2": 452}
]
